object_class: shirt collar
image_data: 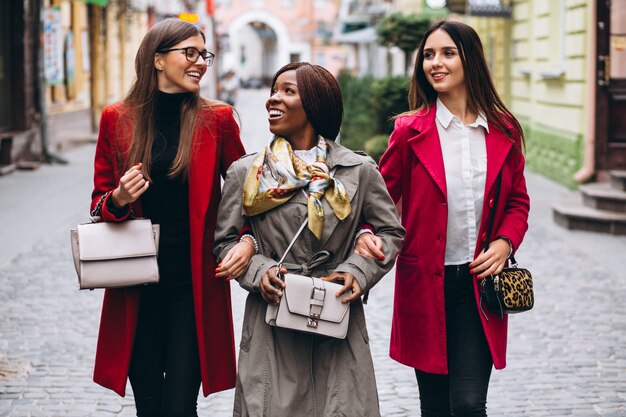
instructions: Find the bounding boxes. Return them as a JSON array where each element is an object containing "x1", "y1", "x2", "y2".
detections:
[{"x1": 436, "y1": 97, "x2": 489, "y2": 133}]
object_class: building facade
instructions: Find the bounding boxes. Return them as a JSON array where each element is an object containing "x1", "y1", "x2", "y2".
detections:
[
  {"x1": 0, "y1": 0, "x2": 208, "y2": 170},
  {"x1": 465, "y1": 0, "x2": 625, "y2": 187},
  {"x1": 214, "y1": 0, "x2": 345, "y2": 83},
  {"x1": 0, "y1": 0, "x2": 42, "y2": 173}
]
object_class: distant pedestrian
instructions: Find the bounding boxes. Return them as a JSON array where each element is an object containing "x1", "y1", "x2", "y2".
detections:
[
  {"x1": 89, "y1": 18, "x2": 254, "y2": 416},
  {"x1": 214, "y1": 62, "x2": 405, "y2": 417},
  {"x1": 220, "y1": 70, "x2": 240, "y2": 106},
  {"x1": 356, "y1": 20, "x2": 530, "y2": 416}
]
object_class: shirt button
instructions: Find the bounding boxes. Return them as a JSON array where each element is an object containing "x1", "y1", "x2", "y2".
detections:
[
  {"x1": 489, "y1": 198, "x2": 494, "y2": 208},
  {"x1": 481, "y1": 232, "x2": 487, "y2": 241}
]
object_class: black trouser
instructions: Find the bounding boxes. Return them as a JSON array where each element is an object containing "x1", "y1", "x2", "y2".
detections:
[
  {"x1": 415, "y1": 263, "x2": 493, "y2": 417},
  {"x1": 128, "y1": 283, "x2": 201, "y2": 417}
]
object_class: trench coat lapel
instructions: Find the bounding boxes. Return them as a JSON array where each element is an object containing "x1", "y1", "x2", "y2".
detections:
[
  {"x1": 318, "y1": 140, "x2": 362, "y2": 246},
  {"x1": 407, "y1": 109, "x2": 447, "y2": 199}
]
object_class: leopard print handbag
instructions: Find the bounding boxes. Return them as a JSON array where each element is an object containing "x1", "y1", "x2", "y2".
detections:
[
  {"x1": 480, "y1": 261, "x2": 534, "y2": 319},
  {"x1": 479, "y1": 172, "x2": 533, "y2": 319}
]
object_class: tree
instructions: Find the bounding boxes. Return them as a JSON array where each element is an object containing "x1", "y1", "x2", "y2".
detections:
[{"x1": 376, "y1": 13, "x2": 431, "y2": 75}]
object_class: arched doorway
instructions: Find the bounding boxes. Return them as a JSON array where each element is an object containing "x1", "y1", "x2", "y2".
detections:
[
  {"x1": 225, "y1": 11, "x2": 291, "y2": 88},
  {"x1": 237, "y1": 22, "x2": 277, "y2": 87}
]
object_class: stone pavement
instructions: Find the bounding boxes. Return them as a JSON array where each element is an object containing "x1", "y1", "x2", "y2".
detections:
[{"x1": 1, "y1": 89, "x2": 626, "y2": 416}]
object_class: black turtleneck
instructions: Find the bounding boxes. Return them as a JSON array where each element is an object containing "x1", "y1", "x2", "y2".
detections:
[{"x1": 140, "y1": 90, "x2": 194, "y2": 289}]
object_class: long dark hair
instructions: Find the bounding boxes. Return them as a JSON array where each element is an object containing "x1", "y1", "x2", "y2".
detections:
[
  {"x1": 270, "y1": 62, "x2": 343, "y2": 140},
  {"x1": 120, "y1": 18, "x2": 207, "y2": 180},
  {"x1": 409, "y1": 20, "x2": 524, "y2": 144}
]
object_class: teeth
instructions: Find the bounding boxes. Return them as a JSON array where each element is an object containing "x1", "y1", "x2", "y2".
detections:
[
  {"x1": 187, "y1": 72, "x2": 200, "y2": 79},
  {"x1": 269, "y1": 109, "x2": 284, "y2": 117}
]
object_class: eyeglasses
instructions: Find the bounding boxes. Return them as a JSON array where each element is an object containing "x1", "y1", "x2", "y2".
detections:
[{"x1": 158, "y1": 47, "x2": 215, "y2": 66}]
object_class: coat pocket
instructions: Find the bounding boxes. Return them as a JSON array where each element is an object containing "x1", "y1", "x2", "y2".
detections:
[
  {"x1": 353, "y1": 302, "x2": 369, "y2": 344},
  {"x1": 240, "y1": 295, "x2": 263, "y2": 352}
]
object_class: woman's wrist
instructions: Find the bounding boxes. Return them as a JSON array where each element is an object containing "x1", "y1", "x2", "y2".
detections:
[
  {"x1": 240, "y1": 234, "x2": 259, "y2": 254},
  {"x1": 110, "y1": 188, "x2": 126, "y2": 208},
  {"x1": 496, "y1": 235, "x2": 513, "y2": 258}
]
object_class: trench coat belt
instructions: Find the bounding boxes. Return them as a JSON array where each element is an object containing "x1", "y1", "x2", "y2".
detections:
[{"x1": 280, "y1": 250, "x2": 338, "y2": 275}]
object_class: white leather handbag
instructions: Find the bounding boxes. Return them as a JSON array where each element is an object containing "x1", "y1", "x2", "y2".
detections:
[
  {"x1": 70, "y1": 192, "x2": 160, "y2": 290},
  {"x1": 265, "y1": 219, "x2": 351, "y2": 339}
]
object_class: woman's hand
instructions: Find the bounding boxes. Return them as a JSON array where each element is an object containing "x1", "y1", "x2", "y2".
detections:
[
  {"x1": 111, "y1": 163, "x2": 150, "y2": 208},
  {"x1": 322, "y1": 272, "x2": 362, "y2": 303},
  {"x1": 260, "y1": 266, "x2": 287, "y2": 305},
  {"x1": 469, "y1": 238, "x2": 511, "y2": 279},
  {"x1": 215, "y1": 240, "x2": 255, "y2": 280},
  {"x1": 354, "y1": 233, "x2": 385, "y2": 261}
]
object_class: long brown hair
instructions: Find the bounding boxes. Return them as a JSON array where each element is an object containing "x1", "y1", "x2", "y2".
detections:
[
  {"x1": 120, "y1": 18, "x2": 207, "y2": 180},
  {"x1": 270, "y1": 62, "x2": 343, "y2": 140},
  {"x1": 408, "y1": 20, "x2": 524, "y2": 144}
]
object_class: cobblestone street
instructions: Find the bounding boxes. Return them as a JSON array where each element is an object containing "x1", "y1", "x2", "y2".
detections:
[{"x1": 1, "y1": 89, "x2": 626, "y2": 416}]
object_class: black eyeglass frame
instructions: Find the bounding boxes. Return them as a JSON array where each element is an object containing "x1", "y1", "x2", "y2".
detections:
[{"x1": 158, "y1": 47, "x2": 215, "y2": 66}]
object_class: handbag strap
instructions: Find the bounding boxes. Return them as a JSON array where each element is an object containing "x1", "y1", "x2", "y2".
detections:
[
  {"x1": 277, "y1": 216, "x2": 309, "y2": 269},
  {"x1": 483, "y1": 172, "x2": 501, "y2": 253},
  {"x1": 483, "y1": 173, "x2": 517, "y2": 266},
  {"x1": 90, "y1": 190, "x2": 135, "y2": 223},
  {"x1": 276, "y1": 167, "x2": 338, "y2": 271},
  {"x1": 89, "y1": 191, "x2": 111, "y2": 222}
]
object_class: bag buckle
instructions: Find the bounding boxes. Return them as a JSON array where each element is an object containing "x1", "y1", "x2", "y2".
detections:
[
  {"x1": 308, "y1": 284, "x2": 326, "y2": 328},
  {"x1": 307, "y1": 313, "x2": 321, "y2": 328}
]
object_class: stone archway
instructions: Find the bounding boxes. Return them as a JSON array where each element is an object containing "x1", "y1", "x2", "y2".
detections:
[{"x1": 226, "y1": 11, "x2": 291, "y2": 86}]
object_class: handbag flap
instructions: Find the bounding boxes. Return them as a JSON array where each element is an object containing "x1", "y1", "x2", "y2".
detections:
[
  {"x1": 77, "y1": 219, "x2": 157, "y2": 261},
  {"x1": 283, "y1": 274, "x2": 350, "y2": 323}
]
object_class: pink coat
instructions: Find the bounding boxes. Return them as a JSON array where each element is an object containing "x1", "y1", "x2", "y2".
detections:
[
  {"x1": 90, "y1": 103, "x2": 245, "y2": 396},
  {"x1": 379, "y1": 104, "x2": 530, "y2": 373}
]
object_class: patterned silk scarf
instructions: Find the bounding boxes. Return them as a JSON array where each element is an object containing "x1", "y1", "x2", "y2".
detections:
[{"x1": 242, "y1": 136, "x2": 351, "y2": 240}]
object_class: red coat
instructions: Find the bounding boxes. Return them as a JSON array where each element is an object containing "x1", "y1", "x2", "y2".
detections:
[
  {"x1": 90, "y1": 102, "x2": 245, "y2": 397},
  {"x1": 379, "y1": 104, "x2": 530, "y2": 373}
]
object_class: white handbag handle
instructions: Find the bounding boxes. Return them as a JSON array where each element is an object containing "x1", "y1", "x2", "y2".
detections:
[{"x1": 276, "y1": 217, "x2": 309, "y2": 270}]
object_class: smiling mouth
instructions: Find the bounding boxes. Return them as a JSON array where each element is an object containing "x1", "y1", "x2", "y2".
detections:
[
  {"x1": 432, "y1": 73, "x2": 447, "y2": 81},
  {"x1": 268, "y1": 109, "x2": 284, "y2": 119},
  {"x1": 186, "y1": 71, "x2": 202, "y2": 81}
]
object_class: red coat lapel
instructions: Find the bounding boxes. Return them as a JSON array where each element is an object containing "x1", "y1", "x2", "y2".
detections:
[
  {"x1": 407, "y1": 107, "x2": 447, "y2": 199},
  {"x1": 484, "y1": 127, "x2": 514, "y2": 197}
]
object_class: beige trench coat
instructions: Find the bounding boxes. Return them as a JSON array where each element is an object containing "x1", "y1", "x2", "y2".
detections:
[{"x1": 214, "y1": 140, "x2": 405, "y2": 417}]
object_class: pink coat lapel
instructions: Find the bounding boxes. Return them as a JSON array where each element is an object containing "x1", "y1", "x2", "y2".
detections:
[
  {"x1": 484, "y1": 127, "x2": 514, "y2": 196},
  {"x1": 407, "y1": 109, "x2": 447, "y2": 199}
]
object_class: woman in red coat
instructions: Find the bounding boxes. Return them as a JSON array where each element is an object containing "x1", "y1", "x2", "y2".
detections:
[
  {"x1": 358, "y1": 21, "x2": 529, "y2": 416},
  {"x1": 90, "y1": 19, "x2": 253, "y2": 416}
]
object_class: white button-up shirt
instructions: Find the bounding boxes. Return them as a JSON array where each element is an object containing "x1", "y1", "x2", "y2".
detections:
[{"x1": 436, "y1": 98, "x2": 488, "y2": 265}]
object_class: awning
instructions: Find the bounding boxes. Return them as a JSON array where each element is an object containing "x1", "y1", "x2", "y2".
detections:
[
  {"x1": 82, "y1": 0, "x2": 109, "y2": 6},
  {"x1": 447, "y1": 0, "x2": 512, "y2": 17},
  {"x1": 335, "y1": 27, "x2": 377, "y2": 44}
]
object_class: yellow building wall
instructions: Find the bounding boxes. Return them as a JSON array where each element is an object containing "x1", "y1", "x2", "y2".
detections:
[
  {"x1": 104, "y1": 1, "x2": 147, "y2": 104},
  {"x1": 457, "y1": 1, "x2": 592, "y2": 187},
  {"x1": 466, "y1": 17, "x2": 511, "y2": 105},
  {"x1": 509, "y1": 0, "x2": 589, "y2": 136},
  {"x1": 44, "y1": 0, "x2": 91, "y2": 114}
]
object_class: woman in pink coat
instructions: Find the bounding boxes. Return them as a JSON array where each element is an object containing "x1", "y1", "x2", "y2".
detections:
[{"x1": 358, "y1": 20, "x2": 529, "y2": 416}]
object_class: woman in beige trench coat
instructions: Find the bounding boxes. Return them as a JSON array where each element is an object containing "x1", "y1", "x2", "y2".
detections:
[{"x1": 214, "y1": 62, "x2": 405, "y2": 417}]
